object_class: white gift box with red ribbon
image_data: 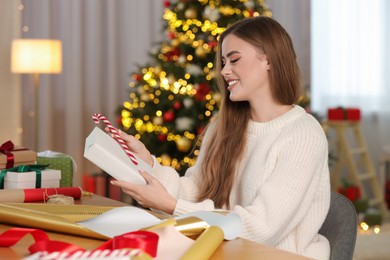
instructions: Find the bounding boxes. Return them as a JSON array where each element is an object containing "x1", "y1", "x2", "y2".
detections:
[{"x1": 84, "y1": 126, "x2": 153, "y2": 185}]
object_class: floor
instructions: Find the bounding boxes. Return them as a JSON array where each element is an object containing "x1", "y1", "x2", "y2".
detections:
[{"x1": 353, "y1": 220, "x2": 390, "y2": 260}]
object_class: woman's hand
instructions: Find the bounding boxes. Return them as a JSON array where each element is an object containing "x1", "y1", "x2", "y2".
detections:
[
  {"x1": 111, "y1": 171, "x2": 177, "y2": 215},
  {"x1": 106, "y1": 127, "x2": 154, "y2": 167}
]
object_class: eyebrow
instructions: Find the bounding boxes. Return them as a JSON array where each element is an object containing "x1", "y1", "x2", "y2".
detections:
[{"x1": 222, "y1": 50, "x2": 241, "y2": 59}]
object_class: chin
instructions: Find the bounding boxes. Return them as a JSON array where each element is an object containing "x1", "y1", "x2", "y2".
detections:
[{"x1": 229, "y1": 93, "x2": 245, "y2": 102}]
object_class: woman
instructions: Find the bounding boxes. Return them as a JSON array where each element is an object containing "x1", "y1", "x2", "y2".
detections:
[{"x1": 111, "y1": 16, "x2": 330, "y2": 259}]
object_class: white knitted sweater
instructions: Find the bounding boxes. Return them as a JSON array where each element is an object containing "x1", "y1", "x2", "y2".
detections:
[{"x1": 150, "y1": 105, "x2": 330, "y2": 260}]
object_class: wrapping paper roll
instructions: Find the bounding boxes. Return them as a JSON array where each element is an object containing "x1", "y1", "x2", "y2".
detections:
[
  {"x1": 0, "y1": 187, "x2": 85, "y2": 203},
  {"x1": 180, "y1": 226, "x2": 224, "y2": 260},
  {"x1": 0, "y1": 203, "x2": 108, "y2": 240}
]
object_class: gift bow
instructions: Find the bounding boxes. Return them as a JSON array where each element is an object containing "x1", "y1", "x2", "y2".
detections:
[
  {"x1": 0, "y1": 227, "x2": 158, "y2": 258},
  {"x1": 0, "y1": 164, "x2": 49, "y2": 189},
  {"x1": 0, "y1": 140, "x2": 15, "y2": 169}
]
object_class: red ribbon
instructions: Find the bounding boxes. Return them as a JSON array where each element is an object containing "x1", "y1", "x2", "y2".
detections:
[
  {"x1": 0, "y1": 227, "x2": 159, "y2": 258},
  {"x1": 0, "y1": 141, "x2": 15, "y2": 169}
]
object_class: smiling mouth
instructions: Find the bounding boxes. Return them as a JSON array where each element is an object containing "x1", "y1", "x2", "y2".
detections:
[{"x1": 227, "y1": 80, "x2": 239, "y2": 90}]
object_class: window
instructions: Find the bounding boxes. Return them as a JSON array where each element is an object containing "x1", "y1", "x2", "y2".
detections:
[{"x1": 311, "y1": 0, "x2": 388, "y2": 114}]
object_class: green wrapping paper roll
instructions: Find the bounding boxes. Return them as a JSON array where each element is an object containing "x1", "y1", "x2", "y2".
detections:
[{"x1": 180, "y1": 226, "x2": 224, "y2": 260}]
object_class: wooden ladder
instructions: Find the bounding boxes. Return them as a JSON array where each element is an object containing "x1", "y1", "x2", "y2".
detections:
[{"x1": 324, "y1": 120, "x2": 389, "y2": 219}]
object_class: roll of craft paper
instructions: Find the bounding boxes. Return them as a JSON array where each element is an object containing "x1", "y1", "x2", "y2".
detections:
[
  {"x1": 0, "y1": 187, "x2": 85, "y2": 203},
  {"x1": 0, "y1": 203, "x2": 108, "y2": 240}
]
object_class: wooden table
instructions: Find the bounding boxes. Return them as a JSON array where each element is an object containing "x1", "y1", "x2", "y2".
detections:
[{"x1": 0, "y1": 195, "x2": 309, "y2": 259}]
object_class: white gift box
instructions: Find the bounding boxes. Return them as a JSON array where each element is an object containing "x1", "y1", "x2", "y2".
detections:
[
  {"x1": 4, "y1": 169, "x2": 61, "y2": 189},
  {"x1": 84, "y1": 127, "x2": 153, "y2": 185}
]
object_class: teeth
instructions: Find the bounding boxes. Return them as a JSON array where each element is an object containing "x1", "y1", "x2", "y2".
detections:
[{"x1": 228, "y1": 80, "x2": 238, "y2": 86}]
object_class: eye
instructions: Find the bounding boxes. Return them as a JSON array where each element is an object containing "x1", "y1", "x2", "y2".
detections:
[{"x1": 231, "y1": 58, "x2": 240, "y2": 64}]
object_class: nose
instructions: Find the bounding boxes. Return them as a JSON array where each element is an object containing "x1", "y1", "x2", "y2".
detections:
[{"x1": 221, "y1": 64, "x2": 231, "y2": 77}]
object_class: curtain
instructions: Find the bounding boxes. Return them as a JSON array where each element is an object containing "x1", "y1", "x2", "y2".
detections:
[
  {"x1": 20, "y1": 0, "x2": 164, "y2": 186},
  {"x1": 266, "y1": 0, "x2": 311, "y2": 88},
  {"x1": 311, "y1": 0, "x2": 387, "y2": 113},
  {"x1": 0, "y1": 0, "x2": 22, "y2": 145},
  {"x1": 311, "y1": 0, "x2": 390, "y2": 173}
]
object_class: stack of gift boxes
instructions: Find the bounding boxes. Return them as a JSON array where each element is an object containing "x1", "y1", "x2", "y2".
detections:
[
  {"x1": 0, "y1": 141, "x2": 73, "y2": 189},
  {"x1": 327, "y1": 107, "x2": 361, "y2": 121}
]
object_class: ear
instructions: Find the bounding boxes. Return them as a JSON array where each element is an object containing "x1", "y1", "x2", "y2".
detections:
[{"x1": 259, "y1": 53, "x2": 270, "y2": 70}]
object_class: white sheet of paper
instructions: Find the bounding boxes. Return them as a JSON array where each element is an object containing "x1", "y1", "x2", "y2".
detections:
[
  {"x1": 77, "y1": 206, "x2": 242, "y2": 240},
  {"x1": 77, "y1": 206, "x2": 161, "y2": 238}
]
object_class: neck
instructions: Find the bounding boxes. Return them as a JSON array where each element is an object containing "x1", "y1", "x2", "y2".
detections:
[{"x1": 250, "y1": 102, "x2": 293, "y2": 122}]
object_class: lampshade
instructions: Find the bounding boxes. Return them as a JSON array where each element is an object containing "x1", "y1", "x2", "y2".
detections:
[{"x1": 11, "y1": 39, "x2": 62, "y2": 74}]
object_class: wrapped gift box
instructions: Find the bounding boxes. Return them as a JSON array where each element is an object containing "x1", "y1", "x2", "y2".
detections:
[
  {"x1": 0, "y1": 146, "x2": 37, "y2": 170},
  {"x1": 84, "y1": 127, "x2": 152, "y2": 185},
  {"x1": 327, "y1": 107, "x2": 361, "y2": 121},
  {"x1": 3, "y1": 169, "x2": 61, "y2": 189},
  {"x1": 37, "y1": 151, "x2": 74, "y2": 187}
]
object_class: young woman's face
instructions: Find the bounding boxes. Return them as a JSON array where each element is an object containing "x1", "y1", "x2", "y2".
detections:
[{"x1": 221, "y1": 34, "x2": 270, "y2": 102}]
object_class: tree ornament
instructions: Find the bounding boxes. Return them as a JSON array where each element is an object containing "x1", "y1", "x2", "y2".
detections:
[
  {"x1": 173, "y1": 101, "x2": 182, "y2": 110},
  {"x1": 195, "y1": 83, "x2": 211, "y2": 101},
  {"x1": 163, "y1": 110, "x2": 175, "y2": 122},
  {"x1": 168, "y1": 74, "x2": 176, "y2": 84},
  {"x1": 153, "y1": 116, "x2": 163, "y2": 125},
  {"x1": 160, "y1": 153, "x2": 172, "y2": 166},
  {"x1": 137, "y1": 86, "x2": 146, "y2": 95},
  {"x1": 154, "y1": 65, "x2": 162, "y2": 75},
  {"x1": 195, "y1": 46, "x2": 206, "y2": 58},
  {"x1": 208, "y1": 40, "x2": 217, "y2": 48},
  {"x1": 133, "y1": 74, "x2": 142, "y2": 81},
  {"x1": 158, "y1": 134, "x2": 167, "y2": 142},
  {"x1": 176, "y1": 117, "x2": 193, "y2": 131},
  {"x1": 140, "y1": 93, "x2": 150, "y2": 102},
  {"x1": 204, "y1": 6, "x2": 220, "y2": 22},
  {"x1": 176, "y1": 137, "x2": 192, "y2": 152},
  {"x1": 171, "y1": 39, "x2": 180, "y2": 47},
  {"x1": 244, "y1": 1, "x2": 256, "y2": 9},
  {"x1": 183, "y1": 98, "x2": 194, "y2": 108},
  {"x1": 168, "y1": 32, "x2": 175, "y2": 39},
  {"x1": 184, "y1": 7, "x2": 197, "y2": 19},
  {"x1": 186, "y1": 64, "x2": 203, "y2": 76},
  {"x1": 177, "y1": 55, "x2": 187, "y2": 65}
]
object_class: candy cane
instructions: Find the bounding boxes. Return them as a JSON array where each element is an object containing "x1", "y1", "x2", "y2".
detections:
[{"x1": 92, "y1": 113, "x2": 138, "y2": 165}]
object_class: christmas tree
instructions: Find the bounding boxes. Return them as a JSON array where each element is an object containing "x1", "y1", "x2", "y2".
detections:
[{"x1": 117, "y1": 0, "x2": 271, "y2": 174}]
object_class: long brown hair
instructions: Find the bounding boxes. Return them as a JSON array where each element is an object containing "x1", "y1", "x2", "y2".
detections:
[{"x1": 197, "y1": 16, "x2": 302, "y2": 209}]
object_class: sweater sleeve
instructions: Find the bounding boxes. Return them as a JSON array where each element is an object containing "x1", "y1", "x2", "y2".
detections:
[
  {"x1": 233, "y1": 124, "x2": 330, "y2": 246},
  {"x1": 150, "y1": 121, "x2": 218, "y2": 214}
]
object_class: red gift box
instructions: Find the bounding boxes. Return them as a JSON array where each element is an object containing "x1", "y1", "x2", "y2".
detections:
[{"x1": 327, "y1": 107, "x2": 361, "y2": 121}]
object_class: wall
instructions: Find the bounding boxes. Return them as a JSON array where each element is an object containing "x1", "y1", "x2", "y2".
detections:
[{"x1": 0, "y1": 0, "x2": 22, "y2": 146}]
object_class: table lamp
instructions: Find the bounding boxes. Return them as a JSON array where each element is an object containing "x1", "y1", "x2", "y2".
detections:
[{"x1": 11, "y1": 39, "x2": 62, "y2": 151}]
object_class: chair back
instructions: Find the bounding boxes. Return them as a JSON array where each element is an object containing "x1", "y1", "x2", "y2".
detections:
[{"x1": 319, "y1": 191, "x2": 357, "y2": 260}]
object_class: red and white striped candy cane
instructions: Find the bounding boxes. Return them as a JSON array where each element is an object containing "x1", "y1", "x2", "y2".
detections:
[{"x1": 92, "y1": 113, "x2": 138, "y2": 165}]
